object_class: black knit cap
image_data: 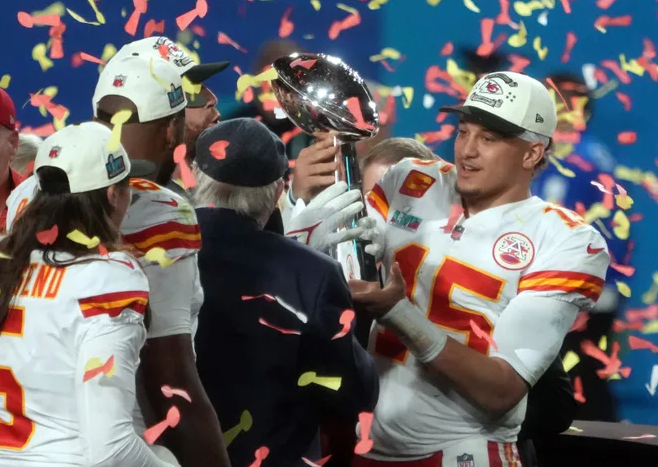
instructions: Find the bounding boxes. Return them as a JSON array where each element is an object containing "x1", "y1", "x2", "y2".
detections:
[{"x1": 195, "y1": 118, "x2": 288, "y2": 187}]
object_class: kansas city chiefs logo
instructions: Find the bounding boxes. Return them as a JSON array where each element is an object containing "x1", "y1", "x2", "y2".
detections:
[
  {"x1": 479, "y1": 79, "x2": 503, "y2": 95},
  {"x1": 112, "y1": 75, "x2": 126, "y2": 88}
]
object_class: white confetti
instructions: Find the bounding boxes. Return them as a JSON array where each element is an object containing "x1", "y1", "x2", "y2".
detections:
[
  {"x1": 537, "y1": 10, "x2": 548, "y2": 26},
  {"x1": 422, "y1": 94, "x2": 435, "y2": 109}
]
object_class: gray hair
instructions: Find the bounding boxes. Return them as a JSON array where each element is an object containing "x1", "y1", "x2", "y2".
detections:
[
  {"x1": 193, "y1": 169, "x2": 281, "y2": 225},
  {"x1": 12, "y1": 133, "x2": 43, "y2": 174}
]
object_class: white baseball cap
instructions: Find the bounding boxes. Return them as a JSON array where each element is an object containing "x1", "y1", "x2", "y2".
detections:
[
  {"x1": 92, "y1": 55, "x2": 187, "y2": 123},
  {"x1": 440, "y1": 71, "x2": 557, "y2": 138},
  {"x1": 112, "y1": 37, "x2": 229, "y2": 107},
  {"x1": 35, "y1": 122, "x2": 154, "y2": 194}
]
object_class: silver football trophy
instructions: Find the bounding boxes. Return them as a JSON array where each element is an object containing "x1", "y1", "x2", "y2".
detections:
[{"x1": 271, "y1": 52, "x2": 380, "y2": 283}]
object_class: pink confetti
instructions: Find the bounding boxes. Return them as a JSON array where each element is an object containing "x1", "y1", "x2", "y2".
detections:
[
  {"x1": 242, "y1": 294, "x2": 275, "y2": 302},
  {"x1": 144, "y1": 19, "x2": 165, "y2": 38},
  {"x1": 612, "y1": 319, "x2": 643, "y2": 332},
  {"x1": 442, "y1": 204, "x2": 464, "y2": 233},
  {"x1": 144, "y1": 406, "x2": 181, "y2": 444},
  {"x1": 354, "y1": 412, "x2": 374, "y2": 455},
  {"x1": 469, "y1": 319, "x2": 498, "y2": 351},
  {"x1": 561, "y1": 32, "x2": 578, "y2": 63},
  {"x1": 440, "y1": 42, "x2": 454, "y2": 56},
  {"x1": 331, "y1": 309, "x2": 355, "y2": 340},
  {"x1": 569, "y1": 312, "x2": 589, "y2": 332},
  {"x1": 290, "y1": 58, "x2": 317, "y2": 70},
  {"x1": 279, "y1": 7, "x2": 294, "y2": 38},
  {"x1": 258, "y1": 317, "x2": 301, "y2": 335},
  {"x1": 574, "y1": 376, "x2": 585, "y2": 403},
  {"x1": 209, "y1": 140, "x2": 230, "y2": 160},
  {"x1": 628, "y1": 336, "x2": 658, "y2": 353},
  {"x1": 161, "y1": 385, "x2": 192, "y2": 403},
  {"x1": 581, "y1": 340, "x2": 631, "y2": 379},
  {"x1": 79, "y1": 52, "x2": 106, "y2": 65},
  {"x1": 249, "y1": 446, "x2": 270, "y2": 467}
]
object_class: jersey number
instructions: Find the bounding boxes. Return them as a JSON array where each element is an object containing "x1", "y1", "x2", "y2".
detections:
[
  {"x1": 543, "y1": 204, "x2": 585, "y2": 229},
  {"x1": 0, "y1": 306, "x2": 35, "y2": 450},
  {"x1": 374, "y1": 244, "x2": 505, "y2": 363},
  {"x1": 129, "y1": 178, "x2": 160, "y2": 192}
]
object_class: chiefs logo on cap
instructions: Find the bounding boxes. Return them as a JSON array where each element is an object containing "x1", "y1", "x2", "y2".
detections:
[
  {"x1": 399, "y1": 170, "x2": 436, "y2": 198},
  {"x1": 479, "y1": 79, "x2": 503, "y2": 95},
  {"x1": 49, "y1": 145, "x2": 61, "y2": 159}
]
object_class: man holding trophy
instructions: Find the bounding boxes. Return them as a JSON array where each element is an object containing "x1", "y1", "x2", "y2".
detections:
[{"x1": 274, "y1": 55, "x2": 609, "y2": 467}]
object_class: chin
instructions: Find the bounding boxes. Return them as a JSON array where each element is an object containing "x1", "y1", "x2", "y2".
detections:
[{"x1": 455, "y1": 181, "x2": 482, "y2": 198}]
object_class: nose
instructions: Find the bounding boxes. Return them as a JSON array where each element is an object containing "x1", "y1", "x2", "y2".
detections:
[{"x1": 457, "y1": 134, "x2": 478, "y2": 159}]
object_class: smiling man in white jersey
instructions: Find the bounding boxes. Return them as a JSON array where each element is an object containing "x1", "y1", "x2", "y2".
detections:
[
  {"x1": 5, "y1": 54, "x2": 230, "y2": 467},
  {"x1": 349, "y1": 71, "x2": 610, "y2": 466}
]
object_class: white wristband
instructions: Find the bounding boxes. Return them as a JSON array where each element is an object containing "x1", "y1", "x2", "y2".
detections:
[{"x1": 379, "y1": 298, "x2": 447, "y2": 363}]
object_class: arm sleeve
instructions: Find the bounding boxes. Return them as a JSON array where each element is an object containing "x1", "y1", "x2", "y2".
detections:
[
  {"x1": 299, "y1": 261, "x2": 379, "y2": 418},
  {"x1": 76, "y1": 320, "x2": 174, "y2": 467},
  {"x1": 142, "y1": 255, "x2": 199, "y2": 339},
  {"x1": 491, "y1": 226, "x2": 610, "y2": 386}
]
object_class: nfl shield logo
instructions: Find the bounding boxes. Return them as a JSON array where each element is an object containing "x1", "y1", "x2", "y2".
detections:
[
  {"x1": 112, "y1": 75, "x2": 126, "y2": 88},
  {"x1": 49, "y1": 146, "x2": 61, "y2": 159},
  {"x1": 457, "y1": 453, "x2": 474, "y2": 467},
  {"x1": 451, "y1": 225, "x2": 465, "y2": 241}
]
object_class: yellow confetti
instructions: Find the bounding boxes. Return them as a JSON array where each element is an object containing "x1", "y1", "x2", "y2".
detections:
[
  {"x1": 614, "y1": 165, "x2": 646, "y2": 184},
  {"x1": 608, "y1": 373, "x2": 622, "y2": 380},
  {"x1": 612, "y1": 210, "x2": 630, "y2": 240},
  {"x1": 121, "y1": 7, "x2": 127, "y2": 17},
  {"x1": 87, "y1": 0, "x2": 105, "y2": 24},
  {"x1": 53, "y1": 111, "x2": 69, "y2": 131},
  {"x1": 303, "y1": 34, "x2": 315, "y2": 40},
  {"x1": 368, "y1": 0, "x2": 388, "y2": 9},
  {"x1": 223, "y1": 410, "x2": 252, "y2": 447},
  {"x1": 0, "y1": 252, "x2": 12, "y2": 259},
  {"x1": 615, "y1": 194, "x2": 633, "y2": 210},
  {"x1": 642, "y1": 277, "x2": 658, "y2": 305},
  {"x1": 0, "y1": 75, "x2": 10, "y2": 89},
  {"x1": 598, "y1": 336, "x2": 607, "y2": 352},
  {"x1": 402, "y1": 87, "x2": 414, "y2": 109},
  {"x1": 508, "y1": 21, "x2": 528, "y2": 48},
  {"x1": 642, "y1": 320, "x2": 658, "y2": 334},
  {"x1": 182, "y1": 76, "x2": 202, "y2": 103},
  {"x1": 100, "y1": 43, "x2": 118, "y2": 72},
  {"x1": 619, "y1": 54, "x2": 645, "y2": 77},
  {"x1": 106, "y1": 110, "x2": 133, "y2": 152},
  {"x1": 258, "y1": 92, "x2": 277, "y2": 103},
  {"x1": 236, "y1": 68, "x2": 279, "y2": 98},
  {"x1": 446, "y1": 59, "x2": 477, "y2": 90},
  {"x1": 562, "y1": 351, "x2": 580, "y2": 372},
  {"x1": 513, "y1": 0, "x2": 545, "y2": 17},
  {"x1": 149, "y1": 58, "x2": 170, "y2": 91},
  {"x1": 369, "y1": 48, "x2": 402, "y2": 62},
  {"x1": 568, "y1": 425, "x2": 583, "y2": 433},
  {"x1": 67, "y1": 229, "x2": 101, "y2": 249},
  {"x1": 463, "y1": 0, "x2": 481, "y2": 13},
  {"x1": 145, "y1": 247, "x2": 179, "y2": 268},
  {"x1": 548, "y1": 155, "x2": 575, "y2": 178},
  {"x1": 336, "y1": 3, "x2": 359, "y2": 15},
  {"x1": 297, "y1": 371, "x2": 342, "y2": 391},
  {"x1": 616, "y1": 281, "x2": 632, "y2": 298},
  {"x1": 66, "y1": 8, "x2": 101, "y2": 25},
  {"x1": 310, "y1": 0, "x2": 322, "y2": 11},
  {"x1": 32, "y1": 2, "x2": 66, "y2": 17},
  {"x1": 32, "y1": 44, "x2": 54, "y2": 72},
  {"x1": 533, "y1": 36, "x2": 548, "y2": 60},
  {"x1": 84, "y1": 357, "x2": 115, "y2": 377},
  {"x1": 427, "y1": 0, "x2": 442, "y2": 5}
]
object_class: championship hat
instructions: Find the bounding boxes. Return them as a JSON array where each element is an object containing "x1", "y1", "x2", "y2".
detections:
[
  {"x1": 440, "y1": 71, "x2": 557, "y2": 138},
  {"x1": 112, "y1": 36, "x2": 229, "y2": 108},
  {"x1": 92, "y1": 55, "x2": 187, "y2": 124},
  {"x1": 0, "y1": 88, "x2": 17, "y2": 131},
  {"x1": 35, "y1": 122, "x2": 154, "y2": 194}
]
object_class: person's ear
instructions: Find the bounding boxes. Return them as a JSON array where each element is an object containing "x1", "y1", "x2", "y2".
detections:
[
  {"x1": 522, "y1": 142, "x2": 545, "y2": 171},
  {"x1": 166, "y1": 116, "x2": 186, "y2": 149},
  {"x1": 9, "y1": 131, "x2": 18, "y2": 152},
  {"x1": 106, "y1": 184, "x2": 120, "y2": 209}
]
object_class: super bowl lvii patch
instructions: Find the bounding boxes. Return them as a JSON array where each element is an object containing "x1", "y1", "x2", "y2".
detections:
[{"x1": 390, "y1": 210, "x2": 422, "y2": 233}]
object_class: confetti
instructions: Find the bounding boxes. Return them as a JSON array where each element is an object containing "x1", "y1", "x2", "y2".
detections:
[
  {"x1": 477, "y1": 18, "x2": 495, "y2": 56},
  {"x1": 311, "y1": 0, "x2": 322, "y2": 11},
  {"x1": 17, "y1": 12, "x2": 62, "y2": 28},
  {"x1": 533, "y1": 36, "x2": 548, "y2": 60},
  {"x1": 594, "y1": 15, "x2": 632, "y2": 33},
  {"x1": 298, "y1": 371, "x2": 342, "y2": 391},
  {"x1": 176, "y1": 0, "x2": 208, "y2": 31},
  {"x1": 32, "y1": 44, "x2": 54, "y2": 72},
  {"x1": 66, "y1": 8, "x2": 101, "y2": 26},
  {"x1": 440, "y1": 42, "x2": 454, "y2": 56},
  {"x1": 463, "y1": 0, "x2": 480, "y2": 13},
  {"x1": 331, "y1": 309, "x2": 355, "y2": 340},
  {"x1": 574, "y1": 376, "x2": 585, "y2": 403},
  {"x1": 568, "y1": 426, "x2": 583, "y2": 433},
  {"x1": 560, "y1": 0, "x2": 571, "y2": 13},
  {"x1": 612, "y1": 210, "x2": 630, "y2": 240},
  {"x1": 67, "y1": 229, "x2": 101, "y2": 249},
  {"x1": 328, "y1": 5, "x2": 361, "y2": 40},
  {"x1": 249, "y1": 446, "x2": 270, "y2": 467},
  {"x1": 125, "y1": 0, "x2": 148, "y2": 36},
  {"x1": 79, "y1": 52, "x2": 106, "y2": 65},
  {"x1": 508, "y1": 20, "x2": 527, "y2": 48},
  {"x1": 548, "y1": 155, "x2": 575, "y2": 178},
  {"x1": 617, "y1": 131, "x2": 637, "y2": 145},
  {"x1": 513, "y1": 1, "x2": 545, "y2": 17},
  {"x1": 628, "y1": 335, "x2": 658, "y2": 353},
  {"x1": 144, "y1": 19, "x2": 166, "y2": 38},
  {"x1": 279, "y1": 7, "x2": 294, "y2": 38},
  {"x1": 612, "y1": 319, "x2": 643, "y2": 332},
  {"x1": 290, "y1": 58, "x2": 317, "y2": 69},
  {"x1": 218, "y1": 32, "x2": 248, "y2": 53},
  {"x1": 569, "y1": 312, "x2": 589, "y2": 332},
  {"x1": 144, "y1": 406, "x2": 181, "y2": 445},
  {"x1": 144, "y1": 247, "x2": 182, "y2": 268},
  {"x1": 442, "y1": 204, "x2": 464, "y2": 233},
  {"x1": 562, "y1": 350, "x2": 580, "y2": 372},
  {"x1": 469, "y1": 319, "x2": 498, "y2": 350},
  {"x1": 107, "y1": 110, "x2": 133, "y2": 152},
  {"x1": 236, "y1": 68, "x2": 278, "y2": 100},
  {"x1": 258, "y1": 317, "x2": 301, "y2": 335},
  {"x1": 302, "y1": 455, "x2": 332, "y2": 467},
  {"x1": 596, "y1": 0, "x2": 617, "y2": 9},
  {"x1": 581, "y1": 340, "x2": 631, "y2": 379},
  {"x1": 161, "y1": 385, "x2": 192, "y2": 403},
  {"x1": 354, "y1": 411, "x2": 374, "y2": 454},
  {"x1": 37, "y1": 225, "x2": 59, "y2": 245},
  {"x1": 370, "y1": 48, "x2": 402, "y2": 62},
  {"x1": 223, "y1": 410, "x2": 253, "y2": 447},
  {"x1": 616, "y1": 281, "x2": 631, "y2": 298},
  {"x1": 209, "y1": 141, "x2": 230, "y2": 160},
  {"x1": 561, "y1": 32, "x2": 577, "y2": 63},
  {"x1": 645, "y1": 365, "x2": 658, "y2": 396},
  {"x1": 83, "y1": 355, "x2": 115, "y2": 382},
  {"x1": 173, "y1": 144, "x2": 197, "y2": 189}
]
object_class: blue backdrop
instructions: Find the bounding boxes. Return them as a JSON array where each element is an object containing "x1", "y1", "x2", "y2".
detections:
[{"x1": 2, "y1": 0, "x2": 657, "y2": 424}]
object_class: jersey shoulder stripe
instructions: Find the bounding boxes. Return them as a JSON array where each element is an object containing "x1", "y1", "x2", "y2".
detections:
[
  {"x1": 518, "y1": 270, "x2": 604, "y2": 301},
  {"x1": 78, "y1": 290, "x2": 149, "y2": 319},
  {"x1": 122, "y1": 221, "x2": 201, "y2": 253},
  {"x1": 368, "y1": 183, "x2": 389, "y2": 220}
]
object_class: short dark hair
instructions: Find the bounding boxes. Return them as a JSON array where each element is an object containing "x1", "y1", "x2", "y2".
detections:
[{"x1": 361, "y1": 137, "x2": 438, "y2": 172}]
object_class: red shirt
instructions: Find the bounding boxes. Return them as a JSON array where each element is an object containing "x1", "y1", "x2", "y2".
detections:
[{"x1": 0, "y1": 168, "x2": 26, "y2": 231}]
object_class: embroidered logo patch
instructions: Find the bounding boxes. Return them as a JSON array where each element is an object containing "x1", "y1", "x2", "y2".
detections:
[
  {"x1": 492, "y1": 231, "x2": 535, "y2": 270},
  {"x1": 399, "y1": 170, "x2": 436, "y2": 198},
  {"x1": 389, "y1": 209, "x2": 422, "y2": 233}
]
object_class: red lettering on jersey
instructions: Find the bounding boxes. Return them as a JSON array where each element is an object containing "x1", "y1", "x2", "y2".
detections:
[
  {"x1": 0, "y1": 367, "x2": 36, "y2": 450},
  {"x1": 0, "y1": 306, "x2": 25, "y2": 337},
  {"x1": 129, "y1": 178, "x2": 161, "y2": 192},
  {"x1": 399, "y1": 170, "x2": 436, "y2": 198},
  {"x1": 543, "y1": 205, "x2": 585, "y2": 229},
  {"x1": 44, "y1": 268, "x2": 66, "y2": 299},
  {"x1": 19, "y1": 264, "x2": 38, "y2": 298},
  {"x1": 30, "y1": 265, "x2": 54, "y2": 298}
]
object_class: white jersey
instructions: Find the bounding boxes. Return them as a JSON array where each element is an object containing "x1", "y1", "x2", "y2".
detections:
[
  {"x1": 6, "y1": 176, "x2": 204, "y2": 435},
  {"x1": 364, "y1": 158, "x2": 610, "y2": 458},
  {"x1": 0, "y1": 251, "x2": 171, "y2": 466}
]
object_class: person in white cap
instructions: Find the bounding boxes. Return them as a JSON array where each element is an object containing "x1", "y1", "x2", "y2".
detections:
[
  {"x1": 347, "y1": 71, "x2": 610, "y2": 466},
  {"x1": 6, "y1": 56, "x2": 231, "y2": 467},
  {"x1": 110, "y1": 36, "x2": 229, "y2": 196},
  {"x1": 0, "y1": 122, "x2": 179, "y2": 466}
]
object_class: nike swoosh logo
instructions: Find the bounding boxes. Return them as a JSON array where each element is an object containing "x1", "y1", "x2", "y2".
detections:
[
  {"x1": 587, "y1": 244, "x2": 605, "y2": 255},
  {"x1": 152, "y1": 198, "x2": 179, "y2": 208},
  {"x1": 108, "y1": 258, "x2": 135, "y2": 269}
]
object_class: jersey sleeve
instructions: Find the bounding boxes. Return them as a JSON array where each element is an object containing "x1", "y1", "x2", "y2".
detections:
[
  {"x1": 490, "y1": 225, "x2": 611, "y2": 386},
  {"x1": 517, "y1": 224, "x2": 610, "y2": 310},
  {"x1": 5, "y1": 175, "x2": 38, "y2": 231}
]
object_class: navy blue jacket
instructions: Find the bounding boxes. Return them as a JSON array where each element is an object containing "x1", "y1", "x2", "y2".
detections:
[{"x1": 194, "y1": 207, "x2": 379, "y2": 467}]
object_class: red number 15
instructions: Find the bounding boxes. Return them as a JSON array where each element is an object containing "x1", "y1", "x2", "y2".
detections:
[{"x1": 374, "y1": 244, "x2": 506, "y2": 364}]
